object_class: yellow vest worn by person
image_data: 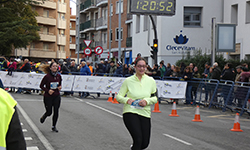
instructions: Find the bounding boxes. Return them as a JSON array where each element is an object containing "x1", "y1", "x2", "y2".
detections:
[{"x1": 0, "y1": 88, "x2": 17, "y2": 150}]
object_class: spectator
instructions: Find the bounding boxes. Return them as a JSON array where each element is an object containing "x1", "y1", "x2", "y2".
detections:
[
  {"x1": 114, "y1": 61, "x2": 123, "y2": 75},
  {"x1": 170, "y1": 66, "x2": 181, "y2": 78},
  {"x1": 182, "y1": 66, "x2": 193, "y2": 104},
  {"x1": 86, "y1": 60, "x2": 93, "y2": 74},
  {"x1": 220, "y1": 63, "x2": 235, "y2": 81},
  {"x1": 211, "y1": 62, "x2": 221, "y2": 80},
  {"x1": 104, "y1": 59, "x2": 110, "y2": 73},
  {"x1": 180, "y1": 62, "x2": 186, "y2": 75},
  {"x1": 69, "y1": 60, "x2": 78, "y2": 74},
  {"x1": 95, "y1": 62, "x2": 105, "y2": 75},
  {"x1": 242, "y1": 63, "x2": 249, "y2": 71},
  {"x1": 159, "y1": 61, "x2": 166, "y2": 78},
  {"x1": 0, "y1": 56, "x2": 8, "y2": 70},
  {"x1": 151, "y1": 64, "x2": 161, "y2": 77},
  {"x1": 235, "y1": 65, "x2": 242, "y2": 82},
  {"x1": 58, "y1": 59, "x2": 70, "y2": 74},
  {"x1": 202, "y1": 62, "x2": 210, "y2": 78},
  {"x1": 122, "y1": 64, "x2": 129, "y2": 76},
  {"x1": 7, "y1": 58, "x2": 17, "y2": 76},
  {"x1": 193, "y1": 66, "x2": 201, "y2": 78},
  {"x1": 189, "y1": 63, "x2": 195, "y2": 72},
  {"x1": 133, "y1": 53, "x2": 141, "y2": 64},
  {"x1": 20, "y1": 59, "x2": 31, "y2": 72},
  {"x1": 128, "y1": 65, "x2": 134, "y2": 75},
  {"x1": 109, "y1": 61, "x2": 117, "y2": 76},
  {"x1": 80, "y1": 61, "x2": 91, "y2": 98}
]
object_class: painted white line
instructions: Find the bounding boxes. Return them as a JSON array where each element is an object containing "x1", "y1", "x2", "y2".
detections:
[
  {"x1": 27, "y1": 146, "x2": 39, "y2": 150},
  {"x1": 74, "y1": 97, "x2": 123, "y2": 118},
  {"x1": 21, "y1": 122, "x2": 23, "y2": 125},
  {"x1": 163, "y1": 134, "x2": 192, "y2": 146},
  {"x1": 16, "y1": 103, "x2": 55, "y2": 150},
  {"x1": 22, "y1": 129, "x2": 28, "y2": 132},
  {"x1": 25, "y1": 137, "x2": 33, "y2": 140}
]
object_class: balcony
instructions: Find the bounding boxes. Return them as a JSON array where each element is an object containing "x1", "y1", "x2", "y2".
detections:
[
  {"x1": 57, "y1": 35, "x2": 66, "y2": 45},
  {"x1": 126, "y1": 37, "x2": 132, "y2": 47},
  {"x1": 57, "y1": 50, "x2": 66, "y2": 58},
  {"x1": 58, "y1": 19, "x2": 66, "y2": 29},
  {"x1": 96, "y1": 0, "x2": 108, "y2": 7},
  {"x1": 70, "y1": 30, "x2": 76, "y2": 36},
  {"x1": 125, "y1": 14, "x2": 133, "y2": 24},
  {"x1": 58, "y1": 2, "x2": 66, "y2": 13},
  {"x1": 39, "y1": 32, "x2": 56, "y2": 42},
  {"x1": 70, "y1": 44, "x2": 76, "y2": 49},
  {"x1": 95, "y1": 17, "x2": 107, "y2": 30},
  {"x1": 29, "y1": 48, "x2": 56, "y2": 58},
  {"x1": 33, "y1": 0, "x2": 56, "y2": 9},
  {"x1": 80, "y1": 20, "x2": 96, "y2": 33},
  {"x1": 36, "y1": 16, "x2": 56, "y2": 26},
  {"x1": 80, "y1": 0, "x2": 97, "y2": 13}
]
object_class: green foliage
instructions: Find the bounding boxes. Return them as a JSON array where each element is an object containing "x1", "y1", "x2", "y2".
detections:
[
  {"x1": 0, "y1": 0, "x2": 42, "y2": 55},
  {"x1": 176, "y1": 50, "x2": 227, "y2": 74}
]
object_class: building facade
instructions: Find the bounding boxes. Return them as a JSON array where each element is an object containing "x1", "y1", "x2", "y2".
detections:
[
  {"x1": 132, "y1": 0, "x2": 224, "y2": 66},
  {"x1": 70, "y1": 9, "x2": 77, "y2": 59},
  {"x1": 14, "y1": 0, "x2": 71, "y2": 60}
]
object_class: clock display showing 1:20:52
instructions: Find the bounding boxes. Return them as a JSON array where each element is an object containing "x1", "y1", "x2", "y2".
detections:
[{"x1": 130, "y1": 0, "x2": 176, "y2": 16}]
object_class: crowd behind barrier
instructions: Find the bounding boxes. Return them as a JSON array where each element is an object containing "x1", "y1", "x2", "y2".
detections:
[{"x1": 1, "y1": 56, "x2": 250, "y2": 116}]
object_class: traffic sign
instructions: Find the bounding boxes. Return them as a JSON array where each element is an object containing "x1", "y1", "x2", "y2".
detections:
[
  {"x1": 84, "y1": 47, "x2": 92, "y2": 56},
  {"x1": 84, "y1": 40, "x2": 92, "y2": 47},
  {"x1": 94, "y1": 46, "x2": 103, "y2": 55}
]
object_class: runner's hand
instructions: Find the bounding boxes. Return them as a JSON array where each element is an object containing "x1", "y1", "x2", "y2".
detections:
[
  {"x1": 127, "y1": 98, "x2": 134, "y2": 105},
  {"x1": 139, "y1": 100, "x2": 147, "y2": 107},
  {"x1": 58, "y1": 86, "x2": 62, "y2": 91},
  {"x1": 48, "y1": 89, "x2": 54, "y2": 95}
]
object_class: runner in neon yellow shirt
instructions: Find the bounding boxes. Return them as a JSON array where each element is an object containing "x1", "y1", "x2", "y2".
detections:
[{"x1": 117, "y1": 57, "x2": 157, "y2": 150}]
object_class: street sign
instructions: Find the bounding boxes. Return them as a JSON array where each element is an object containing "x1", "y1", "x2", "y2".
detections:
[
  {"x1": 84, "y1": 40, "x2": 92, "y2": 47},
  {"x1": 84, "y1": 47, "x2": 92, "y2": 56},
  {"x1": 94, "y1": 46, "x2": 103, "y2": 55}
]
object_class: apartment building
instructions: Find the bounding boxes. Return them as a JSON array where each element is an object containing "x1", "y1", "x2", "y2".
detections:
[
  {"x1": 78, "y1": 0, "x2": 108, "y2": 62},
  {"x1": 69, "y1": 10, "x2": 77, "y2": 59},
  {"x1": 108, "y1": 0, "x2": 133, "y2": 64},
  {"x1": 14, "y1": 0, "x2": 71, "y2": 60},
  {"x1": 223, "y1": 0, "x2": 250, "y2": 60},
  {"x1": 77, "y1": 0, "x2": 132, "y2": 63}
]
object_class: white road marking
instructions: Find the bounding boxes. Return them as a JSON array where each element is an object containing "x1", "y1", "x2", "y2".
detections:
[
  {"x1": 74, "y1": 97, "x2": 123, "y2": 118},
  {"x1": 163, "y1": 134, "x2": 192, "y2": 146},
  {"x1": 27, "y1": 146, "x2": 39, "y2": 150},
  {"x1": 17, "y1": 103, "x2": 55, "y2": 150},
  {"x1": 25, "y1": 137, "x2": 33, "y2": 140},
  {"x1": 22, "y1": 129, "x2": 28, "y2": 132}
]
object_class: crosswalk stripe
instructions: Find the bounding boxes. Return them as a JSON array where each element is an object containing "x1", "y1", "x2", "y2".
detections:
[
  {"x1": 25, "y1": 137, "x2": 33, "y2": 141},
  {"x1": 22, "y1": 129, "x2": 27, "y2": 132},
  {"x1": 27, "y1": 146, "x2": 39, "y2": 150}
]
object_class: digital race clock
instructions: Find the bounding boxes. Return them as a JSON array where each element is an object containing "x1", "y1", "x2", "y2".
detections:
[{"x1": 130, "y1": 0, "x2": 176, "y2": 16}]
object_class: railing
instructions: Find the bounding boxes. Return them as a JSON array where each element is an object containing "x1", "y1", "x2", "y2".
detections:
[
  {"x1": 126, "y1": 37, "x2": 132, "y2": 47},
  {"x1": 82, "y1": 0, "x2": 96, "y2": 10},
  {"x1": 96, "y1": 17, "x2": 107, "y2": 28},
  {"x1": 80, "y1": 20, "x2": 95, "y2": 31},
  {"x1": 96, "y1": 0, "x2": 108, "y2": 5}
]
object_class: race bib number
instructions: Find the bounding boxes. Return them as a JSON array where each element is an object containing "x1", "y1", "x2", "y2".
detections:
[
  {"x1": 50, "y1": 82, "x2": 58, "y2": 89},
  {"x1": 130, "y1": 99, "x2": 144, "y2": 109}
]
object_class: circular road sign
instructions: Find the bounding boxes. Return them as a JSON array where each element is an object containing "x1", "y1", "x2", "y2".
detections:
[
  {"x1": 94, "y1": 46, "x2": 103, "y2": 55},
  {"x1": 84, "y1": 47, "x2": 92, "y2": 56}
]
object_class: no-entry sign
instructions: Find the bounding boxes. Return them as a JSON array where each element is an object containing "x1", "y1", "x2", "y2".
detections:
[
  {"x1": 84, "y1": 47, "x2": 92, "y2": 56},
  {"x1": 94, "y1": 46, "x2": 103, "y2": 55}
]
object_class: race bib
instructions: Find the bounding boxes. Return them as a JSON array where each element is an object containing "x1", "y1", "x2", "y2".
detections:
[
  {"x1": 50, "y1": 82, "x2": 58, "y2": 89},
  {"x1": 130, "y1": 99, "x2": 144, "y2": 109}
]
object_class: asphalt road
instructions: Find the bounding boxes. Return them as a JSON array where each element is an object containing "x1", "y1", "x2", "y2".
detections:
[{"x1": 11, "y1": 93, "x2": 250, "y2": 150}]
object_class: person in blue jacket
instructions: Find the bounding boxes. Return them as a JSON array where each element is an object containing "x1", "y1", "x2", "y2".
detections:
[
  {"x1": 80, "y1": 61, "x2": 91, "y2": 97},
  {"x1": 114, "y1": 61, "x2": 123, "y2": 76}
]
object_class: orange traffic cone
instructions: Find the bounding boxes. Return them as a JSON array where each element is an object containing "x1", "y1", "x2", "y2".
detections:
[
  {"x1": 107, "y1": 91, "x2": 113, "y2": 102},
  {"x1": 169, "y1": 102, "x2": 179, "y2": 117},
  {"x1": 112, "y1": 92, "x2": 119, "y2": 104},
  {"x1": 231, "y1": 113, "x2": 243, "y2": 132},
  {"x1": 152, "y1": 101, "x2": 161, "y2": 113},
  {"x1": 192, "y1": 106, "x2": 203, "y2": 122}
]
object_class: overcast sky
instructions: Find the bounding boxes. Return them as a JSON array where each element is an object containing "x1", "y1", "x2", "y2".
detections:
[{"x1": 70, "y1": 1, "x2": 76, "y2": 15}]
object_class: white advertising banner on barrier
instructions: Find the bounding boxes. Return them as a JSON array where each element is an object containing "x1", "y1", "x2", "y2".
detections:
[{"x1": 0, "y1": 71, "x2": 187, "y2": 98}]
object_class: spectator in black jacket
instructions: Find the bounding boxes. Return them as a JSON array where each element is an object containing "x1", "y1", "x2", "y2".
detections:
[
  {"x1": 211, "y1": 62, "x2": 221, "y2": 80},
  {"x1": 183, "y1": 66, "x2": 193, "y2": 104},
  {"x1": 114, "y1": 61, "x2": 123, "y2": 76},
  {"x1": 20, "y1": 59, "x2": 31, "y2": 72},
  {"x1": 58, "y1": 59, "x2": 70, "y2": 74},
  {"x1": 221, "y1": 63, "x2": 235, "y2": 81}
]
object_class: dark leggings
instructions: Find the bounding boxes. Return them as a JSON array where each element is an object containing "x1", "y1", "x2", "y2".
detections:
[
  {"x1": 43, "y1": 95, "x2": 61, "y2": 126},
  {"x1": 123, "y1": 113, "x2": 151, "y2": 150}
]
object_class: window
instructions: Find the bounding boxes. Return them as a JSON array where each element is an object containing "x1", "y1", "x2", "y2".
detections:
[
  {"x1": 136, "y1": 15, "x2": 140, "y2": 33},
  {"x1": 43, "y1": 43, "x2": 49, "y2": 50},
  {"x1": 43, "y1": 9, "x2": 49, "y2": 18},
  {"x1": 61, "y1": 13, "x2": 65, "y2": 20},
  {"x1": 103, "y1": 32, "x2": 107, "y2": 43},
  {"x1": 30, "y1": 43, "x2": 35, "y2": 49},
  {"x1": 110, "y1": 4, "x2": 113, "y2": 16},
  {"x1": 60, "y1": 29, "x2": 65, "y2": 35},
  {"x1": 143, "y1": 15, "x2": 149, "y2": 31},
  {"x1": 110, "y1": 29, "x2": 113, "y2": 41},
  {"x1": 70, "y1": 36, "x2": 72, "y2": 43},
  {"x1": 43, "y1": 26, "x2": 49, "y2": 34},
  {"x1": 116, "y1": 0, "x2": 123, "y2": 14},
  {"x1": 103, "y1": 8, "x2": 107, "y2": 20},
  {"x1": 246, "y1": 1, "x2": 250, "y2": 23},
  {"x1": 231, "y1": 4, "x2": 238, "y2": 24},
  {"x1": 86, "y1": 15, "x2": 90, "y2": 21},
  {"x1": 70, "y1": 22, "x2": 72, "y2": 29},
  {"x1": 127, "y1": 23, "x2": 131, "y2": 37},
  {"x1": 58, "y1": 13, "x2": 61, "y2": 19},
  {"x1": 115, "y1": 28, "x2": 123, "y2": 40},
  {"x1": 60, "y1": 46, "x2": 65, "y2": 51},
  {"x1": 184, "y1": 7, "x2": 202, "y2": 27}
]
